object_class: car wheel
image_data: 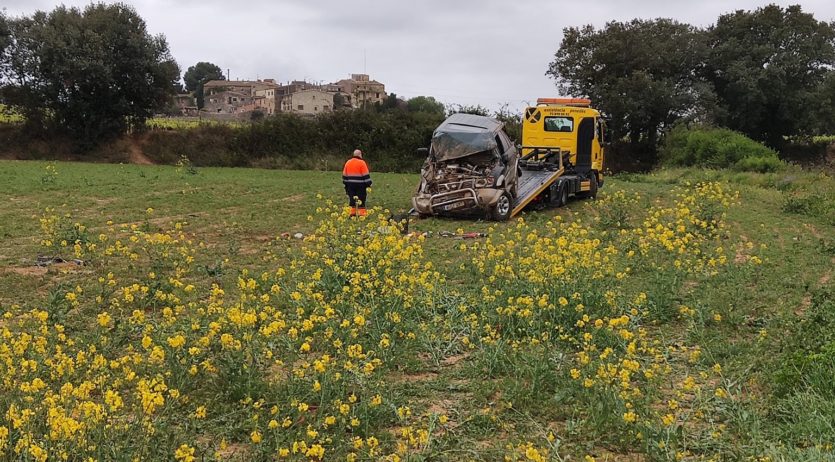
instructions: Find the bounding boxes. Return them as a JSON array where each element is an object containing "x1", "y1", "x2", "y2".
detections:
[{"x1": 491, "y1": 192, "x2": 512, "y2": 221}]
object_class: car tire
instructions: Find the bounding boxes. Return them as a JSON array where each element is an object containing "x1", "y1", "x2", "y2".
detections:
[{"x1": 491, "y1": 192, "x2": 512, "y2": 221}]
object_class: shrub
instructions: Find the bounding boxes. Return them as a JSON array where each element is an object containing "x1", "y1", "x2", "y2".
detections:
[
  {"x1": 732, "y1": 155, "x2": 783, "y2": 173},
  {"x1": 660, "y1": 125, "x2": 784, "y2": 171}
]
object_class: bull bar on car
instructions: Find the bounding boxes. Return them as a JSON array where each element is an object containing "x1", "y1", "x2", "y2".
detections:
[{"x1": 427, "y1": 188, "x2": 480, "y2": 214}]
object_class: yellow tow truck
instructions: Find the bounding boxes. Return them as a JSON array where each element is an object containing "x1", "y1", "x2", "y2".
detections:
[{"x1": 511, "y1": 98, "x2": 606, "y2": 214}]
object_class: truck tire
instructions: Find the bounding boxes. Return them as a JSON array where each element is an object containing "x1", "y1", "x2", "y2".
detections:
[
  {"x1": 557, "y1": 183, "x2": 569, "y2": 207},
  {"x1": 491, "y1": 192, "x2": 512, "y2": 221},
  {"x1": 589, "y1": 173, "x2": 599, "y2": 199}
]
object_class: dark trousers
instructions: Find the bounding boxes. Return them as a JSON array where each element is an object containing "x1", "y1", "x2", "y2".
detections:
[{"x1": 345, "y1": 185, "x2": 368, "y2": 213}]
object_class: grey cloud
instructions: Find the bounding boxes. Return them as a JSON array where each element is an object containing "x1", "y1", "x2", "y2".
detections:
[{"x1": 4, "y1": 0, "x2": 835, "y2": 111}]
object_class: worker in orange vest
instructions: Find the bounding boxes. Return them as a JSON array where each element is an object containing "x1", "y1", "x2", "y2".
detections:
[{"x1": 342, "y1": 149, "x2": 373, "y2": 216}]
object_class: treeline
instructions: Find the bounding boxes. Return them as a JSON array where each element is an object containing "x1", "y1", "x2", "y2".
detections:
[
  {"x1": 548, "y1": 4, "x2": 835, "y2": 166},
  {"x1": 143, "y1": 106, "x2": 448, "y2": 172}
]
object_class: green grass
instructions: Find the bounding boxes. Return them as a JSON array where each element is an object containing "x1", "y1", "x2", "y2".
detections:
[{"x1": 1, "y1": 160, "x2": 834, "y2": 461}]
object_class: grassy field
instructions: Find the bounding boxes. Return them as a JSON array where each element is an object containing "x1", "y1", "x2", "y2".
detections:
[{"x1": 0, "y1": 160, "x2": 833, "y2": 461}]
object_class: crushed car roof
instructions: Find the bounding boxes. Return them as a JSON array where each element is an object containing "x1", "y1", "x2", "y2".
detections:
[{"x1": 431, "y1": 114, "x2": 505, "y2": 161}]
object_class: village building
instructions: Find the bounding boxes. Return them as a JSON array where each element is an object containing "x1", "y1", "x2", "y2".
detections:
[
  {"x1": 279, "y1": 89, "x2": 334, "y2": 115},
  {"x1": 202, "y1": 79, "x2": 279, "y2": 117},
  {"x1": 328, "y1": 74, "x2": 386, "y2": 108}
]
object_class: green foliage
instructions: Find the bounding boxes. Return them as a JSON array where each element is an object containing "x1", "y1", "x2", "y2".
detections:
[
  {"x1": 1, "y1": 4, "x2": 180, "y2": 144},
  {"x1": 183, "y1": 62, "x2": 224, "y2": 109},
  {"x1": 406, "y1": 96, "x2": 445, "y2": 116},
  {"x1": 704, "y1": 5, "x2": 835, "y2": 148},
  {"x1": 732, "y1": 156, "x2": 783, "y2": 173},
  {"x1": 0, "y1": 12, "x2": 9, "y2": 55},
  {"x1": 547, "y1": 18, "x2": 709, "y2": 160},
  {"x1": 141, "y1": 109, "x2": 445, "y2": 172},
  {"x1": 183, "y1": 61, "x2": 224, "y2": 93},
  {"x1": 781, "y1": 189, "x2": 835, "y2": 225},
  {"x1": 660, "y1": 125, "x2": 783, "y2": 172},
  {"x1": 446, "y1": 104, "x2": 490, "y2": 117},
  {"x1": 547, "y1": 5, "x2": 835, "y2": 158},
  {"x1": 771, "y1": 288, "x2": 835, "y2": 442}
]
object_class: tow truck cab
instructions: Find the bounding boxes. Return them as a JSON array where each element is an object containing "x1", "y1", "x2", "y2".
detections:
[{"x1": 522, "y1": 98, "x2": 606, "y2": 187}]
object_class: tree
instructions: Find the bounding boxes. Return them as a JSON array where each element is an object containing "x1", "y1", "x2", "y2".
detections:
[
  {"x1": 0, "y1": 13, "x2": 9, "y2": 56},
  {"x1": 547, "y1": 19, "x2": 708, "y2": 154},
  {"x1": 183, "y1": 61, "x2": 224, "y2": 109},
  {"x1": 811, "y1": 72, "x2": 835, "y2": 135},
  {"x1": 1, "y1": 3, "x2": 180, "y2": 144},
  {"x1": 406, "y1": 96, "x2": 445, "y2": 116},
  {"x1": 333, "y1": 93, "x2": 349, "y2": 110},
  {"x1": 379, "y1": 93, "x2": 404, "y2": 111},
  {"x1": 446, "y1": 103, "x2": 490, "y2": 117},
  {"x1": 703, "y1": 5, "x2": 835, "y2": 148},
  {"x1": 494, "y1": 103, "x2": 522, "y2": 142}
]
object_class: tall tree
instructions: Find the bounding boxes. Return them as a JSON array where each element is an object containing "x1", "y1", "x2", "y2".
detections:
[
  {"x1": 183, "y1": 61, "x2": 224, "y2": 109},
  {"x1": 1, "y1": 3, "x2": 180, "y2": 143},
  {"x1": 547, "y1": 19, "x2": 709, "y2": 152},
  {"x1": 704, "y1": 4, "x2": 835, "y2": 148}
]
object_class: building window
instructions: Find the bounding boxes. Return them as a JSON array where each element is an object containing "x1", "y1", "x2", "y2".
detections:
[
  {"x1": 298, "y1": 105, "x2": 304, "y2": 110},
  {"x1": 376, "y1": 92, "x2": 380, "y2": 98},
  {"x1": 314, "y1": 106, "x2": 318, "y2": 111}
]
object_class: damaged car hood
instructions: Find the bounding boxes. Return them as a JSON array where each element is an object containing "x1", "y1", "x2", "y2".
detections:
[{"x1": 430, "y1": 113, "x2": 504, "y2": 161}]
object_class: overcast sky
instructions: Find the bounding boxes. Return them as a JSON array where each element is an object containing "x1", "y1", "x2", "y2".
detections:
[{"x1": 3, "y1": 0, "x2": 835, "y2": 112}]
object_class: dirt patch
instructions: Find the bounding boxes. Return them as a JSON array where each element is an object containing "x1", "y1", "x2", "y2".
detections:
[
  {"x1": 820, "y1": 271, "x2": 832, "y2": 285},
  {"x1": 128, "y1": 139, "x2": 154, "y2": 165},
  {"x1": 215, "y1": 443, "x2": 250, "y2": 460},
  {"x1": 5, "y1": 266, "x2": 48, "y2": 277},
  {"x1": 441, "y1": 352, "x2": 470, "y2": 367},
  {"x1": 795, "y1": 294, "x2": 813, "y2": 316},
  {"x1": 392, "y1": 370, "x2": 438, "y2": 383},
  {"x1": 804, "y1": 223, "x2": 824, "y2": 239}
]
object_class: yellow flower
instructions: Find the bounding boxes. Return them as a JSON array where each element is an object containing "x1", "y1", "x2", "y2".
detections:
[
  {"x1": 174, "y1": 444, "x2": 195, "y2": 462},
  {"x1": 97, "y1": 312, "x2": 112, "y2": 327},
  {"x1": 250, "y1": 430, "x2": 262, "y2": 443}
]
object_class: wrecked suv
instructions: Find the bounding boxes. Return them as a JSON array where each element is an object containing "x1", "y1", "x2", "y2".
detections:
[{"x1": 412, "y1": 114, "x2": 519, "y2": 221}]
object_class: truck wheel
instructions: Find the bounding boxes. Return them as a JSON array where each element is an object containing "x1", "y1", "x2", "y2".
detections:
[
  {"x1": 557, "y1": 184, "x2": 569, "y2": 207},
  {"x1": 491, "y1": 192, "x2": 512, "y2": 221}
]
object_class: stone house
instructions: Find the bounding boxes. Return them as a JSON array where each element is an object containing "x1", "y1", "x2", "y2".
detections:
[
  {"x1": 328, "y1": 74, "x2": 386, "y2": 108},
  {"x1": 279, "y1": 89, "x2": 334, "y2": 115},
  {"x1": 202, "y1": 79, "x2": 279, "y2": 116}
]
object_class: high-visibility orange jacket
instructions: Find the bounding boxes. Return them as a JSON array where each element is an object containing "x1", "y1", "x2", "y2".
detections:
[{"x1": 342, "y1": 157, "x2": 372, "y2": 187}]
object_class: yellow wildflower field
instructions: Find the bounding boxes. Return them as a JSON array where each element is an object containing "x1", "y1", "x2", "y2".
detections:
[{"x1": 1, "y1": 162, "x2": 833, "y2": 461}]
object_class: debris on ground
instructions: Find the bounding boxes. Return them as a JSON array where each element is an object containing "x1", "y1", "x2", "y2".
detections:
[
  {"x1": 35, "y1": 256, "x2": 86, "y2": 267},
  {"x1": 438, "y1": 231, "x2": 487, "y2": 239}
]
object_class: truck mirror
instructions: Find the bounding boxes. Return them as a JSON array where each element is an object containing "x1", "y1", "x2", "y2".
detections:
[{"x1": 416, "y1": 147, "x2": 429, "y2": 156}]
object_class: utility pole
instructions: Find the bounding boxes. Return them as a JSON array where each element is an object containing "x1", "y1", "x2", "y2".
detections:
[{"x1": 227, "y1": 68, "x2": 230, "y2": 80}]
